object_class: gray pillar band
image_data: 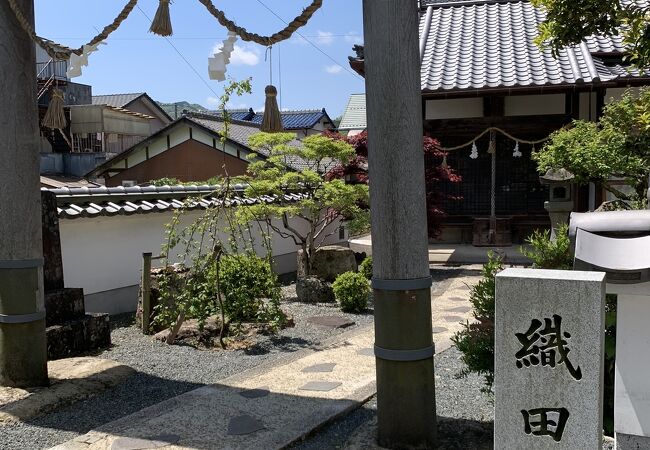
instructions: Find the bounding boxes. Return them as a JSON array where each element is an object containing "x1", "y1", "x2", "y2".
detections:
[
  {"x1": 372, "y1": 276, "x2": 432, "y2": 291},
  {"x1": 0, "y1": 311, "x2": 46, "y2": 324},
  {"x1": 374, "y1": 344, "x2": 436, "y2": 362},
  {"x1": 0, "y1": 259, "x2": 44, "y2": 269}
]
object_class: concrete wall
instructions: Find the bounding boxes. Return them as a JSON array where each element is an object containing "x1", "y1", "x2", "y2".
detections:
[{"x1": 59, "y1": 210, "x2": 346, "y2": 314}]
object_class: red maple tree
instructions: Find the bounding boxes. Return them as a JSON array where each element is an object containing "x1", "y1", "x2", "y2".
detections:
[{"x1": 325, "y1": 130, "x2": 462, "y2": 238}]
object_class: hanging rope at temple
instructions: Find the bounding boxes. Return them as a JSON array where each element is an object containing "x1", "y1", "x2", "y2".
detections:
[
  {"x1": 197, "y1": 0, "x2": 323, "y2": 46},
  {"x1": 7, "y1": 0, "x2": 323, "y2": 132},
  {"x1": 439, "y1": 126, "x2": 549, "y2": 152},
  {"x1": 6, "y1": 0, "x2": 139, "y2": 61}
]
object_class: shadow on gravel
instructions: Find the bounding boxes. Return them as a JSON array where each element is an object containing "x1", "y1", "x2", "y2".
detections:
[
  {"x1": 15, "y1": 371, "x2": 204, "y2": 435},
  {"x1": 437, "y1": 416, "x2": 493, "y2": 450},
  {"x1": 9, "y1": 374, "x2": 373, "y2": 450},
  {"x1": 243, "y1": 336, "x2": 315, "y2": 355}
]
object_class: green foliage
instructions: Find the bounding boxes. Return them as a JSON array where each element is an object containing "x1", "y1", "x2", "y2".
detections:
[
  {"x1": 359, "y1": 256, "x2": 373, "y2": 280},
  {"x1": 239, "y1": 132, "x2": 369, "y2": 276},
  {"x1": 603, "y1": 294, "x2": 617, "y2": 435},
  {"x1": 332, "y1": 271, "x2": 370, "y2": 313},
  {"x1": 217, "y1": 254, "x2": 285, "y2": 327},
  {"x1": 452, "y1": 252, "x2": 504, "y2": 392},
  {"x1": 149, "y1": 177, "x2": 182, "y2": 186},
  {"x1": 152, "y1": 79, "x2": 289, "y2": 346},
  {"x1": 535, "y1": 88, "x2": 650, "y2": 204},
  {"x1": 532, "y1": 0, "x2": 650, "y2": 69},
  {"x1": 520, "y1": 224, "x2": 573, "y2": 270},
  {"x1": 149, "y1": 177, "x2": 225, "y2": 187}
]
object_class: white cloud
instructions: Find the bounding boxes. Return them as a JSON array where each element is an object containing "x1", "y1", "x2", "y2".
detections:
[
  {"x1": 325, "y1": 64, "x2": 343, "y2": 75},
  {"x1": 316, "y1": 30, "x2": 334, "y2": 45},
  {"x1": 206, "y1": 96, "x2": 220, "y2": 108},
  {"x1": 230, "y1": 45, "x2": 260, "y2": 66},
  {"x1": 212, "y1": 42, "x2": 260, "y2": 66}
]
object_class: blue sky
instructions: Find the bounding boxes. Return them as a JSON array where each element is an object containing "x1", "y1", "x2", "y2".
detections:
[{"x1": 34, "y1": 0, "x2": 365, "y2": 118}]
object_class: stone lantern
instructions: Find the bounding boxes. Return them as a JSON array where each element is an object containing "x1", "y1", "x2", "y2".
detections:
[{"x1": 539, "y1": 168, "x2": 575, "y2": 239}]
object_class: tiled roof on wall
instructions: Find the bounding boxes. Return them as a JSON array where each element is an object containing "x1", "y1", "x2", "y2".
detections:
[{"x1": 46, "y1": 185, "x2": 308, "y2": 220}]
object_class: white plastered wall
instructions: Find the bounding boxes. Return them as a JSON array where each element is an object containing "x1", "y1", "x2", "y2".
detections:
[{"x1": 59, "y1": 209, "x2": 345, "y2": 314}]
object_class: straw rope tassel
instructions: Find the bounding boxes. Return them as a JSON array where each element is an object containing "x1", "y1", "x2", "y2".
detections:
[
  {"x1": 261, "y1": 85, "x2": 283, "y2": 133},
  {"x1": 150, "y1": 0, "x2": 173, "y2": 36},
  {"x1": 42, "y1": 88, "x2": 67, "y2": 129}
]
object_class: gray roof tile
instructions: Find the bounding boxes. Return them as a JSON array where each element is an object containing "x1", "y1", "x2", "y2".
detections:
[
  {"x1": 419, "y1": 0, "x2": 650, "y2": 93},
  {"x1": 44, "y1": 185, "x2": 308, "y2": 219},
  {"x1": 92, "y1": 93, "x2": 144, "y2": 108}
]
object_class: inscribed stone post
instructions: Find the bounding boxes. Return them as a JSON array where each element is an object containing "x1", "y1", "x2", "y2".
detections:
[{"x1": 494, "y1": 269, "x2": 605, "y2": 450}]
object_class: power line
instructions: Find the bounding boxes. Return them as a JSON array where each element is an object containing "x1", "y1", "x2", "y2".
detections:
[
  {"x1": 48, "y1": 34, "x2": 364, "y2": 40},
  {"x1": 136, "y1": 5, "x2": 221, "y2": 100},
  {"x1": 253, "y1": 0, "x2": 362, "y2": 79}
]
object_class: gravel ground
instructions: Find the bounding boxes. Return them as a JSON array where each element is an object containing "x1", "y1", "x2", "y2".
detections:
[
  {"x1": 0, "y1": 286, "x2": 378, "y2": 450},
  {"x1": 0, "y1": 269, "x2": 460, "y2": 450}
]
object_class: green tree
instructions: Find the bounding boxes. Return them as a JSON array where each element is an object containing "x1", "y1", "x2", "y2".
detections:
[
  {"x1": 535, "y1": 88, "x2": 650, "y2": 206},
  {"x1": 532, "y1": 0, "x2": 650, "y2": 68},
  {"x1": 238, "y1": 132, "x2": 369, "y2": 277}
]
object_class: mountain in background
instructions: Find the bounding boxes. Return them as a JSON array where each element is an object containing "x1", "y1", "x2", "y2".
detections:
[{"x1": 156, "y1": 101, "x2": 210, "y2": 119}]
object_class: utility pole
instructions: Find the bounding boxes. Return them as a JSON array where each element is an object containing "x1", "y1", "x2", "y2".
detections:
[
  {"x1": 363, "y1": 1, "x2": 436, "y2": 448},
  {"x1": 0, "y1": 0, "x2": 49, "y2": 387}
]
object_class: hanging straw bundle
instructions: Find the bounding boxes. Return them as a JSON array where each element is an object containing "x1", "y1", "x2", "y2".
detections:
[
  {"x1": 42, "y1": 88, "x2": 67, "y2": 129},
  {"x1": 150, "y1": 0, "x2": 173, "y2": 36},
  {"x1": 261, "y1": 85, "x2": 283, "y2": 133}
]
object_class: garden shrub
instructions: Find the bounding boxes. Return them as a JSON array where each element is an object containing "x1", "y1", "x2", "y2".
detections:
[
  {"x1": 359, "y1": 256, "x2": 373, "y2": 280},
  {"x1": 520, "y1": 224, "x2": 573, "y2": 269},
  {"x1": 216, "y1": 254, "x2": 285, "y2": 327},
  {"x1": 333, "y1": 271, "x2": 370, "y2": 313},
  {"x1": 154, "y1": 253, "x2": 286, "y2": 333},
  {"x1": 452, "y1": 251, "x2": 503, "y2": 392}
]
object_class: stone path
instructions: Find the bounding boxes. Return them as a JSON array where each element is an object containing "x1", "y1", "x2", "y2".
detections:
[{"x1": 51, "y1": 270, "x2": 480, "y2": 450}]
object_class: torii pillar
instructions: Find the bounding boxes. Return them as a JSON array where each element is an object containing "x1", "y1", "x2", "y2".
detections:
[
  {"x1": 363, "y1": 0, "x2": 437, "y2": 448},
  {"x1": 0, "y1": 0, "x2": 49, "y2": 387}
]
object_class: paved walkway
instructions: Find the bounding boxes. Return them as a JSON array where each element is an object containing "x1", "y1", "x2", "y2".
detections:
[{"x1": 51, "y1": 271, "x2": 481, "y2": 450}]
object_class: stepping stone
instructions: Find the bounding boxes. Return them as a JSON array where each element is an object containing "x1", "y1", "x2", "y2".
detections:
[
  {"x1": 307, "y1": 315, "x2": 355, "y2": 329},
  {"x1": 299, "y1": 381, "x2": 342, "y2": 392},
  {"x1": 227, "y1": 415, "x2": 265, "y2": 436},
  {"x1": 239, "y1": 387, "x2": 270, "y2": 399},
  {"x1": 443, "y1": 315, "x2": 464, "y2": 323},
  {"x1": 111, "y1": 435, "x2": 180, "y2": 450},
  {"x1": 357, "y1": 347, "x2": 375, "y2": 357},
  {"x1": 447, "y1": 306, "x2": 472, "y2": 313},
  {"x1": 432, "y1": 326, "x2": 448, "y2": 334},
  {"x1": 449, "y1": 296, "x2": 468, "y2": 302},
  {"x1": 302, "y1": 363, "x2": 336, "y2": 373}
]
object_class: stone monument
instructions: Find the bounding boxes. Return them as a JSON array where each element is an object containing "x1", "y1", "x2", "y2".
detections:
[{"x1": 494, "y1": 268, "x2": 605, "y2": 450}]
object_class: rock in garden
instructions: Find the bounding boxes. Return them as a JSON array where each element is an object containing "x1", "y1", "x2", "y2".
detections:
[
  {"x1": 298, "y1": 246, "x2": 357, "y2": 282},
  {"x1": 296, "y1": 277, "x2": 335, "y2": 303},
  {"x1": 153, "y1": 315, "x2": 224, "y2": 343}
]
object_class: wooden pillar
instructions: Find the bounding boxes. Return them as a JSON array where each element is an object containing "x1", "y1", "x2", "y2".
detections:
[
  {"x1": 0, "y1": 0, "x2": 49, "y2": 387},
  {"x1": 363, "y1": 1, "x2": 437, "y2": 448}
]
